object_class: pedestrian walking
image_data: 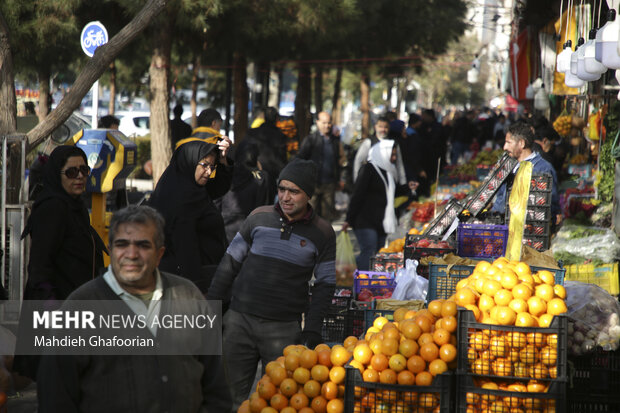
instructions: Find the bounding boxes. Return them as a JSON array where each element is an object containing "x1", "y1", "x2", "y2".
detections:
[
  {"x1": 207, "y1": 158, "x2": 336, "y2": 411},
  {"x1": 149, "y1": 139, "x2": 233, "y2": 293}
]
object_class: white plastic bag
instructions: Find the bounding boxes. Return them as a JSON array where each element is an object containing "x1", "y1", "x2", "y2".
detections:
[{"x1": 392, "y1": 259, "x2": 428, "y2": 301}]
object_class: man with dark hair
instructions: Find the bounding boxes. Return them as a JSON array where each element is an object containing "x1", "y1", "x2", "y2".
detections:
[
  {"x1": 37, "y1": 205, "x2": 232, "y2": 412},
  {"x1": 170, "y1": 104, "x2": 192, "y2": 150},
  {"x1": 175, "y1": 108, "x2": 226, "y2": 150},
  {"x1": 99, "y1": 115, "x2": 120, "y2": 130},
  {"x1": 491, "y1": 123, "x2": 560, "y2": 221},
  {"x1": 245, "y1": 106, "x2": 288, "y2": 182},
  {"x1": 207, "y1": 159, "x2": 336, "y2": 410},
  {"x1": 297, "y1": 111, "x2": 346, "y2": 221}
]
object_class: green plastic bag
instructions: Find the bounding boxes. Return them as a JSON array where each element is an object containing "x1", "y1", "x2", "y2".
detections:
[{"x1": 336, "y1": 231, "x2": 356, "y2": 287}]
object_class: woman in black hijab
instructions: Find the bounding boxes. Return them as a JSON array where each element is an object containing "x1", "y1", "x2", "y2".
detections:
[
  {"x1": 14, "y1": 145, "x2": 106, "y2": 381},
  {"x1": 22, "y1": 145, "x2": 106, "y2": 301},
  {"x1": 149, "y1": 140, "x2": 233, "y2": 293}
]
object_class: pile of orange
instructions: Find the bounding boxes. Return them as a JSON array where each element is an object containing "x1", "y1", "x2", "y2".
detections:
[
  {"x1": 451, "y1": 258, "x2": 568, "y2": 328},
  {"x1": 237, "y1": 343, "x2": 348, "y2": 413},
  {"x1": 346, "y1": 301, "x2": 459, "y2": 412},
  {"x1": 379, "y1": 237, "x2": 406, "y2": 253},
  {"x1": 466, "y1": 379, "x2": 556, "y2": 412}
]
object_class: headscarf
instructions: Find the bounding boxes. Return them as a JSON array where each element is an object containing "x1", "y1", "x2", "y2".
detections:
[
  {"x1": 24, "y1": 146, "x2": 91, "y2": 237},
  {"x1": 149, "y1": 140, "x2": 219, "y2": 223},
  {"x1": 231, "y1": 139, "x2": 260, "y2": 189},
  {"x1": 368, "y1": 140, "x2": 398, "y2": 234}
]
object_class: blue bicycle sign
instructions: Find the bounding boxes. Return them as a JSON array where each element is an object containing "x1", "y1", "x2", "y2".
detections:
[{"x1": 80, "y1": 21, "x2": 108, "y2": 57}]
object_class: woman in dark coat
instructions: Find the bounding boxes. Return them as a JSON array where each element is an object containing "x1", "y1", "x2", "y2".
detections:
[
  {"x1": 215, "y1": 139, "x2": 273, "y2": 243},
  {"x1": 15, "y1": 145, "x2": 106, "y2": 380},
  {"x1": 22, "y1": 145, "x2": 106, "y2": 301},
  {"x1": 149, "y1": 140, "x2": 233, "y2": 293}
]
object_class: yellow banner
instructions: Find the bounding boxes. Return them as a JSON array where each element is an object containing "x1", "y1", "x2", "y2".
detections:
[{"x1": 506, "y1": 162, "x2": 533, "y2": 261}]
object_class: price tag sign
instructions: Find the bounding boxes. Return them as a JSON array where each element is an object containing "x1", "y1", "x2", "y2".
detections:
[{"x1": 80, "y1": 21, "x2": 108, "y2": 57}]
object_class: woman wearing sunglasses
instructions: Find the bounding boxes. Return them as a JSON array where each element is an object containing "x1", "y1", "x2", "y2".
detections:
[
  {"x1": 15, "y1": 145, "x2": 106, "y2": 379},
  {"x1": 149, "y1": 139, "x2": 233, "y2": 294}
]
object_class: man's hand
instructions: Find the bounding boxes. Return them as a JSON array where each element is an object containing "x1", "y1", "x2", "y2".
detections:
[
  {"x1": 408, "y1": 181, "x2": 419, "y2": 191},
  {"x1": 341, "y1": 221, "x2": 349, "y2": 232},
  {"x1": 419, "y1": 170, "x2": 427, "y2": 179}
]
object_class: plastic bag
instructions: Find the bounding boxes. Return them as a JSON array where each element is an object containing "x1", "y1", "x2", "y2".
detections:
[
  {"x1": 565, "y1": 281, "x2": 620, "y2": 355},
  {"x1": 335, "y1": 231, "x2": 356, "y2": 286},
  {"x1": 392, "y1": 259, "x2": 428, "y2": 301},
  {"x1": 551, "y1": 225, "x2": 620, "y2": 263}
]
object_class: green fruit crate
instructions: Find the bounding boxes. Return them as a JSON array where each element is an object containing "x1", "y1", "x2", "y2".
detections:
[
  {"x1": 344, "y1": 366, "x2": 454, "y2": 413},
  {"x1": 457, "y1": 309, "x2": 568, "y2": 382}
]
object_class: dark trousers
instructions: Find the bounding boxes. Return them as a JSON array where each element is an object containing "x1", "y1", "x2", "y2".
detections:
[
  {"x1": 310, "y1": 182, "x2": 337, "y2": 221},
  {"x1": 222, "y1": 309, "x2": 301, "y2": 412},
  {"x1": 354, "y1": 228, "x2": 386, "y2": 271}
]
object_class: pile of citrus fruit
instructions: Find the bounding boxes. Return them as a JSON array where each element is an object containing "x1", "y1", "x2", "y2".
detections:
[
  {"x1": 451, "y1": 258, "x2": 568, "y2": 328},
  {"x1": 379, "y1": 237, "x2": 406, "y2": 253},
  {"x1": 465, "y1": 379, "x2": 557, "y2": 412},
  {"x1": 347, "y1": 301, "x2": 459, "y2": 412},
  {"x1": 237, "y1": 343, "x2": 349, "y2": 413}
]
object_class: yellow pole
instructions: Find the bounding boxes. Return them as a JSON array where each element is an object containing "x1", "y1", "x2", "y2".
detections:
[{"x1": 90, "y1": 192, "x2": 109, "y2": 266}]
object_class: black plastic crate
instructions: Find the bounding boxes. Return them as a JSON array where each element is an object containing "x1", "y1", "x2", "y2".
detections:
[
  {"x1": 568, "y1": 348, "x2": 620, "y2": 395},
  {"x1": 465, "y1": 153, "x2": 518, "y2": 216},
  {"x1": 321, "y1": 288, "x2": 353, "y2": 344},
  {"x1": 567, "y1": 394, "x2": 620, "y2": 412},
  {"x1": 457, "y1": 309, "x2": 568, "y2": 382},
  {"x1": 522, "y1": 234, "x2": 550, "y2": 251},
  {"x1": 427, "y1": 264, "x2": 476, "y2": 301},
  {"x1": 369, "y1": 253, "x2": 404, "y2": 273},
  {"x1": 528, "y1": 190, "x2": 552, "y2": 207},
  {"x1": 522, "y1": 220, "x2": 551, "y2": 237},
  {"x1": 456, "y1": 374, "x2": 566, "y2": 412},
  {"x1": 404, "y1": 234, "x2": 456, "y2": 261},
  {"x1": 345, "y1": 304, "x2": 367, "y2": 339},
  {"x1": 344, "y1": 366, "x2": 454, "y2": 413},
  {"x1": 531, "y1": 173, "x2": 553, "y2": 192},
  {"x1": 524, "y1": 205, "x2": 552, "y2": 222},
  {"x1": 425, "y1": 198, "x2": 465, "y2": 238}
]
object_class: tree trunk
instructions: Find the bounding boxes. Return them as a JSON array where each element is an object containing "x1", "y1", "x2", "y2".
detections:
[
  {"x1": 331, "y1": 65, "x2": 343, "y2": 125},
  {"x1": 0, "y1": 11, "x2": 17, "y2": 135},
  {"x1": 224, "y1": 53, "x2": 232, "y2": 136},
  {"x1": 361, "y1": 70, "x2": 370, "y2": 139},
  {"x1": 24, "y1": 0, "x2": 168, "y2": 151},
  {"x1": 108, "y1": 61, "x2": 117, "y2": 115},
  {"x1": 255, "y1": 61, "x2": 270, "y2": 111},
  {"x1": 190, "y1": 55, "x2": 199, "y2": 129},
  {"x1": 295, "y1": 64, "x2": 312, "y2": 139},
  {"x1": 37, "y1": 67, "x2": 51, "y2": 121},
  {"x1": 149, "y1": 12, "x2": 174, "y2": 185},
  {"x1": 233, "y1": 52, "x2": 248, "y2": 144},
  {"x1": 314, "y1": 66, "x2": 323, "y2": 114}
]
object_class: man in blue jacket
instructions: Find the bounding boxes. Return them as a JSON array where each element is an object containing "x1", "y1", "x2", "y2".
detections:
[{"x1": 491, "y1": 122, "x2": 560, "y2": 224}]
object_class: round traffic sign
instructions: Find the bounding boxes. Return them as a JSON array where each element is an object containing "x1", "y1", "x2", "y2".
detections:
[{"x1": 80, "y1": 21, "x2": 109, "y2": 57}]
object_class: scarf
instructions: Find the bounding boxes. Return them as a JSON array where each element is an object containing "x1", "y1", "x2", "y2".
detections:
[{"x1": 368, "y1": 140, "x2": 398, "y2": 234}]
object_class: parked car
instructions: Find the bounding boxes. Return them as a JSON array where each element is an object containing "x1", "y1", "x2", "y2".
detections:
[{"x1": 116, "y1": 110, "x2": 150, "y2": 137}]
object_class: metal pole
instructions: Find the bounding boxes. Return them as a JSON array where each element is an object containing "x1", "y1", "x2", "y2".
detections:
[{"x1": 92, "y1": 80, "x2": 99, "y2": 128}]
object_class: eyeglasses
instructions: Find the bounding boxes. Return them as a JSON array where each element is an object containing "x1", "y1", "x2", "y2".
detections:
[
  {"x1": 198, "y1": 161, "x2": 217, "y2": 171},
  {"x1": 61, "y1": 165, "x2": 91, "y2": 179}
]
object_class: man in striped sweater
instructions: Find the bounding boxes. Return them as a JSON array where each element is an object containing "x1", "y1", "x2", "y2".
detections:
[{"x1": 207, "y1": 158, "x2": 336, "y2": 411}]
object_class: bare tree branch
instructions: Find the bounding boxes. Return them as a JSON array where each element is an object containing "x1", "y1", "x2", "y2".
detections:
[{"x1": 26, "y1": 0, "x2": 168, "y2": 151}]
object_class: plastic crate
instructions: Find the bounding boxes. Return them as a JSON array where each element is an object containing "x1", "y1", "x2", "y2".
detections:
[
  {"x1": 564, "y1": 262, "x2": 619, "y2": 295},
  {"x1": 522, "y1": 234, "x2": 550, "y2": 251},
  {"x1": 427, "y1": 264, "x2": 566, "y2": 302},
  {"x1": 456, "y1": 374, "x2": 566, "y2": 412},
  {"x1": 465, "y1": 153, "x2": 519, "y2": 216},
  {"x1": 524, "y1": 205, "x2": 552, "y2": 222},
  {"x1": 344, "y1": 366, "x2": 454, "y2": 413},
  {"x1": 425, "y1": 198, "x2": 465, "y2": 238},
  {"x1": 344, "y1": 305, "x2": 367, "y2": 339},
  {"x1": 531, "y1": 173, "x2": 553, "y2": 191},
  {"x1": 457, "y1": 223, "x2": 508, "y2": 259},
  {"x1": 363, "y1": 308, "x2": 395, "y2": 332},
  {"x1": 353, "y1": 270, "x2": 396, "y2": 300},
  {"x1": 457, "y1": 309, "x2": 568, "y2": 382},
  {"x1": 321, "y1": 288, "x2": 353, "y2": 344},
  {"x1": 369, "y1": 252, "x2": 404, "y2": 273},
  {"x1": 404, "y1": 235, "x2": 456, "y2": 261},
  {"x1": 528, "y1": 190, "x2": 552, "y2": 207},
  {"x1": 523, "y1": 220, "x2": 551, "y2": 237},
  {"x1": 568, "y1": 348, "x2": 620, "y2": 396}
]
